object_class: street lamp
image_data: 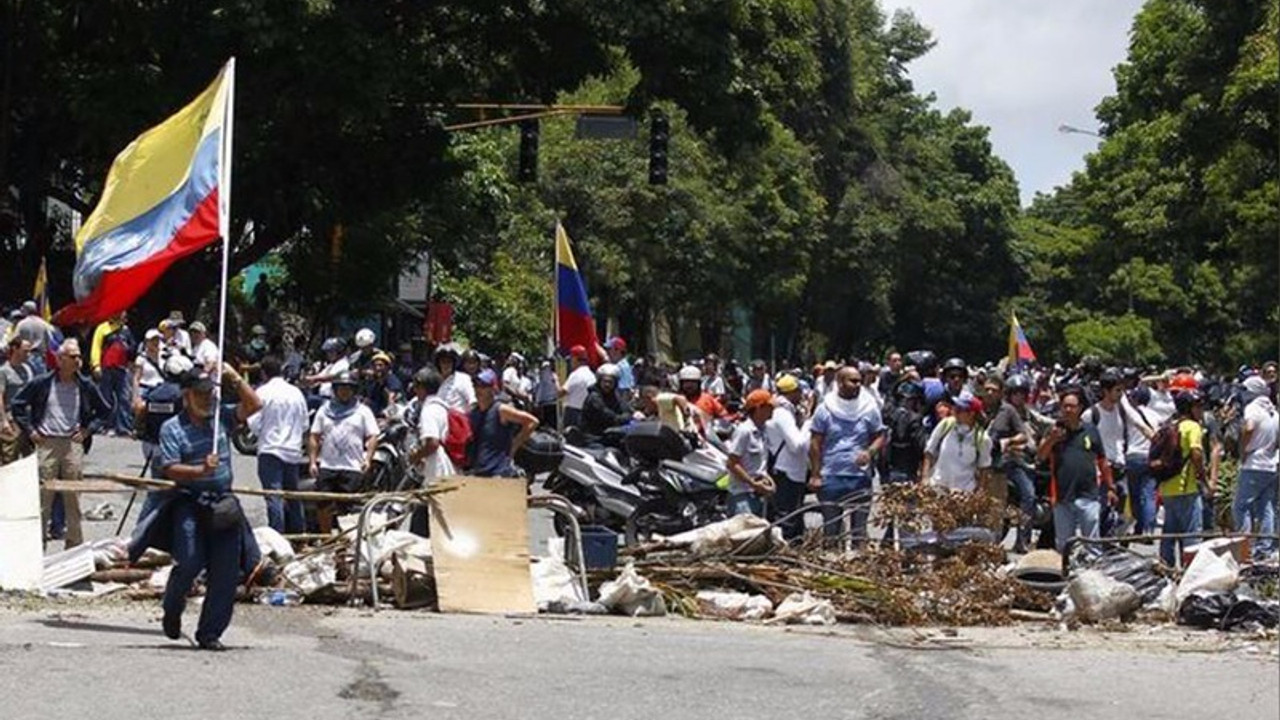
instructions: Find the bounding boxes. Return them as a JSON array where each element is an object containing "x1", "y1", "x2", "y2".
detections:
[{"x1": 1058, "y1": 123, "x2": 1102, "y2": 138}]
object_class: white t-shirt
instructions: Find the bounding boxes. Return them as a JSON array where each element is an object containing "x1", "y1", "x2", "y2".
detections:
[
  {"x1": 1242, "y1": 398, "x2": 1279, "y2": 472},
  {"x1": 702, "y1": 375, "x2": 726, "y2": 398},
  {"x1": 1146, "y1": 389, "x2": 1175, "y2": 425},
  {"x1": 317, "y1": 357, "x2": 349, "y2": 398},
  {"x1": 764, "y1": 399, "x2": 809, "y2": 482},
  {"x1": 251, "y1": 377, "x2": 309, "y2": 464},
  {"x1": 309, "y1": 403, "x2": 379, "y2": 472},
  {"x1": 439, "y1": 371, "x2": 476, "y2": 411},
  {"x1": 728, "y1": 420, "x2": 768, "y2": 495},
  {"x1": 193, "y1": 338, "x2": 220, "y2": 370},
  {"x1": 134, "y1": 353, "x2": 165, "y2": 389},
  {"x1": 925, "y1": 419, "x2": 992, "y2": 493},
  {"x1": 564, "y1": 366, "x2": 596, "y2": 410},
  {"x1": 1123, "y1": 399, "x2": 1156, "y2": 458},
  {"x1": 417, "y1": 397, "x2": 456, "y2": 481},
  {"x1": 1087, "y1": 403, "x2": 1126, "y2": 465},
  {"x1": 502, "y1": 367, "x2": 531, "y2": 398}
]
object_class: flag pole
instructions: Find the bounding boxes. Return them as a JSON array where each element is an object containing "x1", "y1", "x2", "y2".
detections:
[
  {"x1": 553, "y1": 221, "x2": 564, "y2": 435},
  {"x1": 213, "y1": 58, "x2": 236, "y2": 451}
]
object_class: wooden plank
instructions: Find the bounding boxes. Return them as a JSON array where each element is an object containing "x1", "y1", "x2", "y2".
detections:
[{"x1": 429, "y1": 477, "x2": 535, "y2": 614}]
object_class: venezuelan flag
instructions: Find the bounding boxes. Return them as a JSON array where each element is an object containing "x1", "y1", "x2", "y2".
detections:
[
  {"x1": 1007, "y1": 311, "x2": 1037, "y2": 367},
  {"x1": 32, "y1": 257, "x2": 51, "y2": 321},
  {"x1": 555, "y1": 223, "x2": 603, "y2": 366},
  {"x1": 55, "y1": 63, "x2": 232, "y2": 326}
]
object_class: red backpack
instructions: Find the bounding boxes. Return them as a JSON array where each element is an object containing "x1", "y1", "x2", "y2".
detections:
[{"x1": 443, "y1": 406, "x2": 472, "y2": 469}]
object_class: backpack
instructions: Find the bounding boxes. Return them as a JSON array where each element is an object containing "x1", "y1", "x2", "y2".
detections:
[
  {"x1": 1147, "y1": 420, "x2": 1185, "y2": 481},
  {"x1": 444, "y1": 406, "x2": 473, "y2": 468}
]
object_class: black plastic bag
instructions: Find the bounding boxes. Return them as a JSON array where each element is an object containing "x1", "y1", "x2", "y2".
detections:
[{"x1": 1178, "y1": 592, "x2": 1280, "y2": 631}]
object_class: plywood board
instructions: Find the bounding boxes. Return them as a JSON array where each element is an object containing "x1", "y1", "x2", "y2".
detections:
[
  {"x1": 0, "y1": 455, "x2": 43, "y2": 591},
  {"x1": 429, "y1": 477, "x2": 535, "y2": 614}
]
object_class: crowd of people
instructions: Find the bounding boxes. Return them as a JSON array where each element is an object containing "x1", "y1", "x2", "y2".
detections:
[{"x1": 1, "y1": 299, "x2": 1277, "y2": 648}]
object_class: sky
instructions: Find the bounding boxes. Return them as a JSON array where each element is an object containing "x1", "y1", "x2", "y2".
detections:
[{"x1": 878, "y1": 0, "x2": 1145, "y2": 205}]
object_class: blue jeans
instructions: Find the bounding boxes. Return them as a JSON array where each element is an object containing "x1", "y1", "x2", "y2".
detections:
[
  {"x1": 1234, "y1": 469, "x2": 1278, "y2": 557},
  {"x1": 163, "y1": 500, "x2": 243, "y2": 645},
  {"x1": 1160, "y1": 493, "x2": 1203, "y2": 567},
  {"x1": 728, "y1": 493, "x2": 763, "y2": 517},
  {"x1": 99, "y1": 366, "x2": 133, "y2": 435},
  {"x1": 1126, "y1": 455, "x2": 1157, "y2": 534},
  {"x1": 258, "y1": 454, "x2": 305, "y2": 534},
  {"x1": 1005, "y1": 464, "x2": 1037, "y2": 546},
  {"x1": 818, "y1": 474, "x2": 872, "y2": 540},
  {"x1": 1053, "y1": 496, "x2": 1100, "y2": 554}
]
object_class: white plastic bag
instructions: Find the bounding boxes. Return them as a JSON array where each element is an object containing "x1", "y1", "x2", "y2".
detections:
[
  {"x1": 658, "y1": 515, "x2": 783, "y2": 556},
  {"x1": 532, "y1": 556, "x2": 587, "y2": 610},
  {"x1": 769, "y1": 591, "x2": 837, "y2": 626},
  {"x1": 597, "y1": 561, "x2": 667, "y2": 617},
  {"x1": 1066, "y1": 569, "x2": 1141, "y2": 623},
  {"x1": 281, "y1": 553, "x2": 337, "y2": 596},
  {"x1": 695, "y1": 590, "x2": 774, "y2": 621},
  {"x1": 253, "y1": 527, "x2": 296, "y2": 563},
  {"x1": 1175, "y1": 538, "x2": 1240, "y2": 604}
]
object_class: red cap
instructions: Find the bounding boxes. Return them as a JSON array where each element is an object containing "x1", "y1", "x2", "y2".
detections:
[
  {"x1": 607, "y1": 336, "x2": 627, "y2": 351},
  {"x1": 569, "y1": 345, "x2": 588, "y2": 358}
]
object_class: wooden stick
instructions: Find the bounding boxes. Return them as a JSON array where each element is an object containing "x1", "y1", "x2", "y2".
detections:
[{"x1": 68, "y1": 472, "x2": 460, "y2": 504}]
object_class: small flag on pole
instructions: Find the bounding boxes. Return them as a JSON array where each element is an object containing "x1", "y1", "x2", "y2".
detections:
[
  {"x1": 1007, "y1": 311, "x2": 1036, "y2": 368},
  {"x1": 54, "y1": 63, "x2": 233, "y2": 326},
  {"x1": 555, "y1": 223, "x2": 603, "y2": 366},
  {"x1": 32, "y1": 257, "x2": 51, "y2": 321}
]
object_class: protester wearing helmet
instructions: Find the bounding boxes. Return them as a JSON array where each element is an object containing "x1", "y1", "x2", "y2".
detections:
[
  {"x1": 942, "y1": 357, "x2": 968, "y2": 398},
  {"x1": 989, "y1": 374, "x2": 1040, "y2": 552},
  {"x1": 362, "y1": 351, "x2": 403, "y2": 417},
  {"x1": 304, "y1": 338, "x2": 351, "y2": 399},
  {"x1": 1157, "y1": 389, "x2": 1208, "y2": 567},
  {"x1": 502, "y1": 352, "x2": 533, "y2": 406},
  {"x1": 433, "y1": 342, "x2": 476, "y2": 411},
  {"x1": 881, "y1": 381, "x2": 927, "y2": 525},
  {"x1": 309, "y1": 371, "x2": 380, "y2": 533},
  {"x1": 677, "y1": 364, "x2": 727, "y2": 424},
  {"x1": 560, "y1": 346, "x2": 596, "y2": 429},
  {"x1": 580, "y1": 363, "x2": 636, "y2": 441},
  {"x1": 348, "y1": 328, "x2": 380, "y2": 376}
]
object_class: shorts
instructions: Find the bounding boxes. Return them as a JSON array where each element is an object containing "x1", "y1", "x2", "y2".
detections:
[{"x1": 316, "y1": 468, "x2": 367, "y2": 495}]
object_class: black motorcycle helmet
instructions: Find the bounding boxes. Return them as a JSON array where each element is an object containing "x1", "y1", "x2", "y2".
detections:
[
  {"x1": 942, "y1": 357, "x2": 968, "y2": 378},
  {"x1": 906, "y1": 350, "x2": 937, "y2": 376},
  {"x1": 1005, "y1": 374, "x2": 1032, "y2": 395},
  {"x1": 1174, "y1": 389, "x2": 1204, "y2": 415}
]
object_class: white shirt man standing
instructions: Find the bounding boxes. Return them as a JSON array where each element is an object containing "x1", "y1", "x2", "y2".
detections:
[
  {"x1": 252, "y1": 355, "x2": 309, "y2": 533},
  {"x1": 1235, "y1": 375, "x2": 1279, "y2": 561},
  {"x1": 561, "y1": 346, "x2": 596, "y2": 429},
  {"x1": 188, "y1": 321, "x2": 220, "y2": 372}
]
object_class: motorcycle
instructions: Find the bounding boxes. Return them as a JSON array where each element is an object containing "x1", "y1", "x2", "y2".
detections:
[
  {"x1": 537, "y1": 428, "x2": 643, "y2": 534},
  {"x1": 365, "y1": 406, "x2": 418, "y2": 494},
  {"x1": 619, "y1": 422, "x2": 730, "y2": 546}
]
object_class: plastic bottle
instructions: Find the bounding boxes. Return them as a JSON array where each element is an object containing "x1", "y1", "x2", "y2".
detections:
[{"x1": 257, "y1": 589, "x2": 301, "y2": 606}]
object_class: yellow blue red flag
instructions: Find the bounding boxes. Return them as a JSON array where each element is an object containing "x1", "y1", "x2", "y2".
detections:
[
  {"x1": 1007, "y1": 311, "x2": 1036, "y2": 367},
  {"x1": 55, "y1": 63, "x2": 231, "y2": 325}
]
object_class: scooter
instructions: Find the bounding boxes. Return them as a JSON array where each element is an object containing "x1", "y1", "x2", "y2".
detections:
[
  {"x1": 619, "y1": 422, "x2": 729, "y2": 545},
  {"x1": 540, "y1": 431, "x2": 644, "y2": 533}
]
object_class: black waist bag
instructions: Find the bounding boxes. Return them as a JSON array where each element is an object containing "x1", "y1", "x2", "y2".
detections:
[{"x1": 203, "y1": 494, "x2": 244, "y2": 532}]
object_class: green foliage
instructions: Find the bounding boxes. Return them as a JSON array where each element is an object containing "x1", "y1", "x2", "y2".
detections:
[
  {"x1": 1062, "y1": 313, "x2": 1164, "y2": 365},
  {"x1": 1018, "y1": 0, "x2": 1278, "y2": 369}
]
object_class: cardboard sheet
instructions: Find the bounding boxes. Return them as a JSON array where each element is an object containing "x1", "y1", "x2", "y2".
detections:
[
  {"x1": 429, "y1": 477, "x2": 535, "y2": 614},
  {"x1": 0, "y1": 455, "x2": 43, "y2": 591}
]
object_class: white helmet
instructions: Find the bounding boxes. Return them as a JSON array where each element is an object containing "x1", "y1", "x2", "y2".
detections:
[
  {"x1": 164, "y1": 354, "x2": 194, "y2": 377},
  {"x1": 597, "y1": 363, "x2": 620, "y2": 380},
  {"x1": 354, "y1": 328, "x2": 376, "y2": 349},
  {"x1": 677, "y1": 365, "x2": 702, "y2": 382}
]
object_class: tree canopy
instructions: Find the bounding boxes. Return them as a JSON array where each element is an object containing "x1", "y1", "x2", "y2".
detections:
[{"x1": 2, "y1": 0, "x2": 1274, "y2": 367}]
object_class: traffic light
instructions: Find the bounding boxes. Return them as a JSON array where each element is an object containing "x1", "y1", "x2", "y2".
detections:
[
  {"x1": 518, "y1": 119, "x2": 539, "y2": 183},
  {"x1": 648, "y1": 110, "x2": 669, "y2": 185}
]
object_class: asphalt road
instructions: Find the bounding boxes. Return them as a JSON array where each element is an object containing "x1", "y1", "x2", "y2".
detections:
[{"x1": 0, "y1": 605, "x2": 1276, "y2": 720}]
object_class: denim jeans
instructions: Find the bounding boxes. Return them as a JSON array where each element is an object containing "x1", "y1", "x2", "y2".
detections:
[
  {"x1": 1125, "y1": 455, "x2": 1157, "y2": 534},
  {"x1": 768, "y1": 474, "x2": 808, "y2": 541},
  {"x1": 1160, "y1": 493, "x2": 1203, "y2": 567},
  {"x1": 163, "y1": 499, "x2": 243, "y2": 645},
  {"x1": 818, "y1": 474, "x2": 872, "y2": 540},
  {"x1": 100, "y1": 366, "x2": 133, "y2": 435},
  {"x1": 1053, "y1": 496, "x2": 1100, "y2": 554},
  {"x1": 727, "y1": 493, "x2": 763, "y2": 517},
  {"x1": 1005, "y1": 464, "x2": 1037, "y2": 547},
  {"x1": 1234, "y1": 469, "x2": 1278, "y2": 557},
  {"x1": 258, "y1": 454, "x2": 306, "y2": 534}
]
